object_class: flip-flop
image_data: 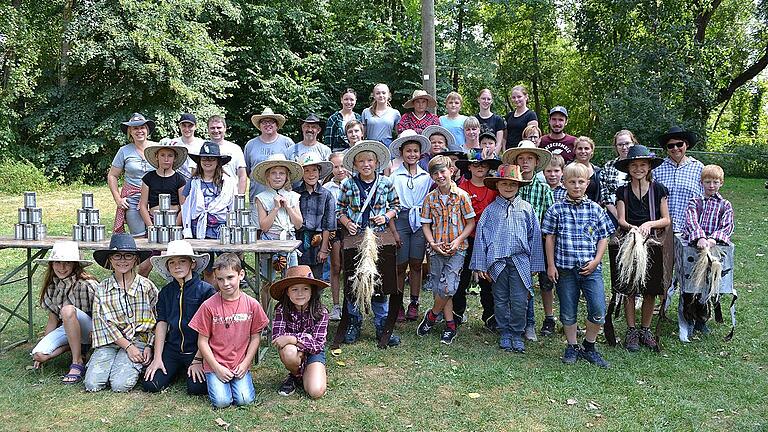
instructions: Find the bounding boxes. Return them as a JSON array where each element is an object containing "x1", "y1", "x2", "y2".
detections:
[{"x1": 62, "y1": 363, "x2": 85, "y2": 385}]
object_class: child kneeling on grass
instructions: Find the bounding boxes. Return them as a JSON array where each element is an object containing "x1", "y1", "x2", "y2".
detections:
[
  {"x1": 189, "y1": 253, "x2": 269, "y2": 408},
  {"x1": 470, "y1": 164, "x2": 544, "y2": 353}
]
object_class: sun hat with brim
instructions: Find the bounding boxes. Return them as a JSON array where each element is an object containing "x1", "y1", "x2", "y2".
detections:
[
  {"x1": 93, "y1": 234, "x2": 152, "y2": 269},
  {"x1": 614, "y1": 145, "x2": 664, "y2": 173},
  {"x1": 121, "y1": 113, "x2": 156, "y2": 135},
  {"x1": 297, "y1": 152, "x2": 333, "y2": 180},
  {"x1": 251, "y1": 107, "x2": 286, "y2": 129},
  {"x1": 422, "y1": 125, "x2": 457, "y2": 152},
  {"x1": 501, "y1": 140, "x2": 552, "y2": 173},
  {"x1": 390, "y1": 129, "x2": 431, "y2": 158},
  {"x1": 455, "y1": 148, "x2": 503, "y2": 171},
  {"x1": 270, "y1": 265, "x2": 329, "y2": 300},
  {"x1": 403, "y1": 90, "x2": 437, "y2": 109},
  {"x1": 150, "y1": 240, "x2": 210, "y2": 280},
  {"x1": 657, "y1": 126, "x2": 697, "y2": 149},
  {"x1": 342, "y1": 140, "x2": 391, "y2": 172},
  {"x1": 34, "y1": 241, "x2": 92, "y2": 266},
  {"x1": 483, "y1": 164, "x2": 532, "y2": 190},
  {"x1": 189, "y1": 141, "x2": 232, "y2": 166},
  {"x1": 144, "y1": 142, "x2": 189, "y2": 170},
  {"x1": 251, "y1": 153, "x2": 303, "y2": 186}
]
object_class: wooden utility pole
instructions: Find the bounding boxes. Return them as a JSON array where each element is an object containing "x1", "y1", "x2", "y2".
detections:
[{"x1": 421, "y1": 0, "x2": 436, "y2": 109}]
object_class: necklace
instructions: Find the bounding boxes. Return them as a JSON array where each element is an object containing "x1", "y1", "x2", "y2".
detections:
[{"x1": 219, "y1": 293, "x2": 243, "y2": 329}]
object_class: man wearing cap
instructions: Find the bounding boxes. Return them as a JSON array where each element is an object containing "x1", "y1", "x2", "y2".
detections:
[
  {"x1": 173, "y1": 113, "x2": 205, "y2": 181},
  {"x1": 538, "y1": 106, "x2": 576, "y2": 164},
  {"x1": 243, "y1": 107, "x2": 295, "y2": 205},
  {"x1": 206, "y1": 115, "x2": 247, "y2": 194},
  {"x1": 288, "y1": 114, "x2": 332, "y2": 161}
]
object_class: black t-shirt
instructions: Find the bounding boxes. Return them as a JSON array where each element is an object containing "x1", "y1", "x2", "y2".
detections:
[
  {"x1": 142, "y1": 171, "x2": 187, "y2": 208},
  {"x1": 615, "y1": 182, "x2": 668, "y2": 226},
  {"x1": 505, "y1": 109, "x2": 538, "y2": 149},
  {"x1": 475, "y1": 113, "x2": 506, "y2": 134},
  {"x1": 586, "y1": 165, "x2": 602, "y2": 203}
]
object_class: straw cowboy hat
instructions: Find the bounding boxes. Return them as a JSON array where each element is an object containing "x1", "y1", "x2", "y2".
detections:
[
  {"x1": 34, "y1": 241, "x2": 93, "y2": 266},
  {"x1": 93, "y1": 234, "x2": 152, "y2": 269},
  {"x1": 121, "y1": 112, "x2": 156, "y2": 135},
  {"x1": 614, "y1": 145, "x2": 664, "y2": 173},
  {"x1": 389, "y1": 129, "x2": 431, "y2": 158},
  {"x1": 403, "y1": 90, "x2": 437, "y2": 109},
  {"x1": 251, "y1": 153, "x2": 303, "y2": 185},
  {"x1": 150, "y1": 240, "x2": 210, "y2": 280},
  {"x1": 342, "y1": 140, "x2": 391, "y2": 172},
  {"x1": 269, "y1": 265, "x2": 329, "y2": 300},
  {"x1": 455, "y1": 148, "x2": 503, "y2": 171},
  {"x1": 251, "y1": 107, "x2": 287, "y2": 129},
  {"x1": 483, "y1": 164, "x2": 532, "y2": 191},
  {"x1": 501, "y1": 140, "x2": 552, "y2": 173},
  {"x1": 657, "y1": 126, "x2": 698, "y2": 149},
  {"x1": 144, "y1": 141, "x2": 189, "y2": 170},
  {"x1": 422, "y1": 125, "x2": 458, "y2": 152},
  {"x1": 296, "y1": 152, "x2": 333, "y2": 180},
  {"x1": 189, "y1": 141, "x2": 232, "y2": 166}
]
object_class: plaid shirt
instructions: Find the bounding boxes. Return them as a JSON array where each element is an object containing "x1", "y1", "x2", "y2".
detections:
[
  {"x1": 420, "y1": 183, "x2": 476, "y2": 251},
  {"x1": 271, "y1": 304, "x2": 328, "y2": 355},
  {"x1": 396, "y1": 112, "x2": 440, "y2": 135},
  {"x1": 653, "y1": 156, "x2": 704, "y2": 232},
  {"x1": 470, "y1": 195, "x2": 545, "y2": 287},
  {"x1": 296, "y1": 183, "x2": 337, "y2": 232},
  {"x1": 41, "y1": 275, "x2": 97, "y2": 318},
  {"x1": 541, "y1": 198, "x2": 615, "y2": 270},
  {"x1": 519, "y1": 177, "x2": 554, "y2": 222},
  {"x1": 325, "y1": 111, "x2": 362, "y2": 151},
  {"x1": 550, "y1": 184, "x2": 567, "y2": 203},
  {"x1": 601, "y1": 158, "x2": 629, "y2": 205},
  {"x1": 684, "y1": 193, "x2": 734, "y2": 244},
  {"x1": 337, "y1": 174, "x2": 400, "y2": 232},
  {"x1": 91, "y1": 274, "x2": 158, "y2": 348}
]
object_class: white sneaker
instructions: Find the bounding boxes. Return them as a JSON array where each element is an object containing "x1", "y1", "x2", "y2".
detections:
[
  {"x1": 329, "y1": 304, "x2": 342, "y2": 321},
  {"x1": 524, "y1": 324, "x2": 538, "y2": 341}
]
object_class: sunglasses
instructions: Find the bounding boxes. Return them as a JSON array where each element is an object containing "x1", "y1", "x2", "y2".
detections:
[{"x1": 666, "y1": 141, "x2": 686, "y2": 149}]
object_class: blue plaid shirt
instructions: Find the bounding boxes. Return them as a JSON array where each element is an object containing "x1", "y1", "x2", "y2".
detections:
[
  {"x1": 550, "y1": 184, "x2": 567, "y2": 203},
  {"x1": 653, "y1": 156, "x2": 704, "y2": 232},
  {"x1": 470, "y1": 195, "x2": 545, "y2": 291},
  {"x1": 541, "y1": 198, "x2": 615, "y2": 270}
]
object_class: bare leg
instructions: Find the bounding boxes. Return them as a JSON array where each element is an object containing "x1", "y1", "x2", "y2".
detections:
[
  {"x1": 541, "y1": 290, "x2": 554, "y2": 316},
  {"x1": 641, "y1": 294, "x2": 656, "y2": 328},
  {"x1": 302, "y1": 362, "x2": 327, "y2": 399},
  {"x1": 278, "y1": 345, "x2": 303, "y2": 376},
  {"x1": 396, "y1": 263, "x2": 409, "y2": 296},
  {"x1": 584, "y1": 321, "x2": 602, "y2": 343},
  {"x1": 408, "y1": 258, "x2": 423, "y2": 297},
  {"x1": 564, "y1": 324, "x2": 578, "y2": 345},
  {"x1": 624, "y1": 296, "x2": 637, "y2": 327},
  {"x1": 60, "y1": 305, "x2": 84, "y2": 365},
  {"x1": 138, "y1": 258, "x2": 152, "y2": 277}
]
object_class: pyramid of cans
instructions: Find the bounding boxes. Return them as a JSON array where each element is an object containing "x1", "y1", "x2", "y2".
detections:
[
  {"x1": 14, "y1": 192, "x2": 47, "y2": 240},
  {"x1": 220, "y1": 194, "x2": 258, "y2": 244},
  {"x1": 147, "y1": 194, "x2": 184, "y2": 244},
  {"x1": 72, "y1": 192, "x2": 106, "y2": 242}
]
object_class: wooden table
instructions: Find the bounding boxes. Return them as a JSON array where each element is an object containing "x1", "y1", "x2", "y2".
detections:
[{"x1": 0, "y1": 236, "x2": 300, "y2": 352}]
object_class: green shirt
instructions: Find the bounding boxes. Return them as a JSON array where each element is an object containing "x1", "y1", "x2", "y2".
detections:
[{"x1": 519, "y1": 177, "x2": 554, "y2": 223}]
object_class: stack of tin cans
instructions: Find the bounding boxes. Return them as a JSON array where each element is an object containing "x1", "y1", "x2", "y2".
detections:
[
  {"x1": 14, "y1": 192, "x2": 47, "y2": 240},
  {"x1": 146, "y1": 194, "x2": 183, "y2": 244},
  {"x1": 219, "y1": 194, "x2": 258, "y2": 244},
  {"x1": 72, "y1": 192, "x2": 106, "y2": 242}
]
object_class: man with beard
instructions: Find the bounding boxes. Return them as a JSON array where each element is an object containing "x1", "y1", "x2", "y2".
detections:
[
  {"x1": 288, "y1": 114, "x2": 332, "y2": 161},
  {"x1": 538, "y1": 106, "x2": 576, "y2": 164}
]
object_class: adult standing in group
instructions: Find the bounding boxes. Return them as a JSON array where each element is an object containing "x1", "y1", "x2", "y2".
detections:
[
  {"x1": 325, "y1": 88, "x2": 362, "y2": 152},
  {"x1": 601, "y1": 130, "x2": 637, "y2": 223},
  {"x1": 503, "y1": 85, "x2": 539, "y2": 150},
  {"x1": 206, "y1": 115, "x2": 247, "y2": 195},
  {"x1": 172, "y1": 113, "x2": 205, "y2": 181},
  {"x1": 439, "y1": 92, "x2": 468, "y2": 149},
  {"x1": 539, "y1": 106, "x2": 576, "y2": 164},
  {"x1": 572, "y1": 136, "x2": 610, "y2": 205},
  {"x1": 361, "y1": 83, "x2": 401, "y2": 147},
  {"x1": 396, "y1": 90, "x2": 440, "y2": 135},
  {"x1": 474, "y1": 88, "x2": 505, "y2": 155},
  {"x1": 243, "y1": 108, "x2": 294, "y2": 213},
  {"x1": 288, "y1": 114, "x2": 331, "y2": 161}
]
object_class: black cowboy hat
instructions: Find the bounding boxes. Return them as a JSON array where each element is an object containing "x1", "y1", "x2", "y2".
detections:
[
  {"x1": 455, "y1": 148, "x2": 502, "y2": 171},
  {"x1": 436, "y1": 150, "x2": 468, "y2": 160},
  {"x1": 657, "y1": 126, "x2": 697, "y2": 149},
  {"x1": 121, "y1": 112, "x2": 156, "y2": 135},
  {"x1": 93, "y1": 233, "x2": 152, "y2": 269},
  {"x1": 614, "y1": 145, "x2": 664, "y2": 173},
  {"x1": 189, "y1": 141, "x2": 232, "y2": 166}
]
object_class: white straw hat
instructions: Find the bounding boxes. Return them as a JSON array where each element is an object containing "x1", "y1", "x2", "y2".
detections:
[
  {"x1": 150, "y1": 240, "x2": 210, "y2": 280},
  {"x1": 34, "y1": 241, "x2": 92, "y2": 266}
]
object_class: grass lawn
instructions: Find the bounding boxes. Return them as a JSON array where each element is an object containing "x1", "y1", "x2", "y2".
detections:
[{"x1": 0, "y1": 179, "x2": 766, "y2": 432}]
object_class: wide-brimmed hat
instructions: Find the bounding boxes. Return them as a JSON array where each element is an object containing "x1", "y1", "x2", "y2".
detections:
[
  {"x1": 437, "y1": 150, "x2": 468, "y2": 160},
  {"x1": 614, "y1": 145, "x2": 664, "y2": 173},
  {"x1": 177, "y1": 113, "x2": 197, "y2": 125},
  {"x1": 251, "y1": 153, "x2": 303, "y2": 185},
  {"x1": 390, "y1": 130, "x2": 431, "y2": 158},
  {"x1": 189, "y1": 141, "x2": 232, "y2": 166},
  {"x1": 455, "y1": 148, "x2": 502, "y2": 171},
  {"x1": 501, "y1": 140, "x2": 551, "y2": 172},
  {"x1": 121, "y1": 112, "x2": 156, "y2": 135},
  {"x1": 93, "y1": 234, "x2": 152, "y2": 269},
  {"x1": 251, "y1": 107, "x2": 286, "y2": 129},
  {"x1": 270, "y1": 265, "x2": 329, "y2": 300},
  {"x1": 657, "y1": 126, "x2": 697, "y2": 149},
  {"x1": 297, "y1": 152, "x2": 333, "y2": 180},
  {"x1": 422, "y1": 125, "x2": 458, "y2": 152},
  {"x1": 144, "y1": 142, "x2": 188, "y2": 170},
  {"x1": 150, "y1": 240, "x2": 210, "y2": 280},
  {"x1": 342, "y1": 140, "x2": 391, "y2": 172},
  {"x1": 483, "y1": 164, "x2": 532, "y2": 190},
  {"x1": 300, "y1": 113, "x2": 323, "y2": 127},
  {"x1": 403, "y1": 90, "x2": 437, "y2": 109},
  {"x1": 34, "y1": 241, "x2": 92, "y2": 266}
]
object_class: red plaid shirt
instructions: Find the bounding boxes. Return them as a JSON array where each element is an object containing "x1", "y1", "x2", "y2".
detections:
[{"x1": 396, "y1": 112, "x2": 440, "y2": 134}]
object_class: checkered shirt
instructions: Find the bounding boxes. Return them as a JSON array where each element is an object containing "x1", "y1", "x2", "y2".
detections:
[
  {"x1": 601, "y1": 157, "x2": 629, "y2": 205},
  {"x1": 41, "y1": 275, "x2": 97, "y2": 318},
  {"x1": 396, "y1": 112, "x2": 440, "y2": 135},
  {"x1": 271, "y1": 304, "x2": 328, "y2": 355},
  {"x1": 653, "y1": 156, "x2": 704, "y2": 232},
  {"x1": 91, "y1": 274, "x2": 158, "y2": 348},
  {"x1": 519, "y1": 177, "x2": 554, "y2": 222},
  {"x1": 420, "y1": 183, "x2": 476, "y2": 251},
  {"x1": 324, "y1": 111, "x2": 362, "y2": 151},
  {"x1": 336, "y1": 174, "x2": 400, "y2": 232},
  {"x1": 550, "y1": 184, "x2": 567, "y2": 203},
  {"x1": 541, "y1": 198, "x2": 615, "y2": 270},
  {"x1": 684, "y1": 193, "x2": 734, "y2": 244}
]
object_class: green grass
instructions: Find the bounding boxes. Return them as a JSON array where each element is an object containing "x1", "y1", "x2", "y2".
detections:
[{"x1": 0, "y1": 181, "x2": 766, "y2": 431}]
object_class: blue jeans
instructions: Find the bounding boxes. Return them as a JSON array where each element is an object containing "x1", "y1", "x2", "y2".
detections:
[
  {"x1": 492, "y1": 260, "x2": 529, "y2": 338},
  {"x1": 347, "y1": 295, "x2": 389, "y2": 329},
  {"x1": 205, "y1": 371, "x2": 255, "y2": 408},
  {"x1": 555, "y1": 267, "x2": 606, "y2": 326}
]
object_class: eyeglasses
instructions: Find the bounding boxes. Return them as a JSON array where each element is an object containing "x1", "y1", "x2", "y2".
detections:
[
  {"x1": 110, "y1": 253, "x2": 136, "y2": 261},
  {"x1": 666, "y1": 141, "x2": 686, "y2": 149}
]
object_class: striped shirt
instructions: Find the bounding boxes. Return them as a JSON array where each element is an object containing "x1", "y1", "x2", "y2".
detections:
[
  {"x1": 420, "y1": 183, "x2": 476, "y2": 251},
  {"x1": 653, "y1": 156, "x2": 704, "y2": 232},
  {"x1": 541, "y1": 198, "x2": 615, "y2": 270},
  {"x1": 684, "y1": 193, "x2": 734, "y2": 244},
  {"x1": 336, "y1": 174, "x2": 400, "y2": 232},
  {"x1": 271, "y1": 304, "x2": 328, "y2": 355},
  {"x1": 41, "y1": 275, "x2": 98, "y2": 318},
  {"x1": 519, "y1": 177, "x2": 554, "y2": 222},
  {"x1": 91, "y1": 274, "x2": 158, "y2": 348}
]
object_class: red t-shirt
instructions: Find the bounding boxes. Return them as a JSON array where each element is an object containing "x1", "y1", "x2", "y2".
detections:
[
  {"x1": 189, "y1": 292, "x2": 269, "y2": 372},
  {"x1": 459, "y1": 178, "x2": 498, "y2": 236},
  {"x1": 539, "y1": 134, "x2": 576, "y2": 164}
]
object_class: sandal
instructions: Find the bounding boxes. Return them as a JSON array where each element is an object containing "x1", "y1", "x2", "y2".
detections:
[{"x1": 62, "y1": 363, "x2": 85, "y2": 385}]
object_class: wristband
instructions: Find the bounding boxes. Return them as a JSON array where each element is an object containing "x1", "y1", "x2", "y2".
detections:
[
  {"x1": 194, "y1": 356, "x2": 203, "y2": 361},
  {"x1": 126, "y1": 342, "x2": 134, "y2": 350}
]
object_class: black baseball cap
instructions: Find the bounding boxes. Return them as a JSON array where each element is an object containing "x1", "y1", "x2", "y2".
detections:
[{"x1": 177, "y1": 113, "x2": 197, "y2": 124}]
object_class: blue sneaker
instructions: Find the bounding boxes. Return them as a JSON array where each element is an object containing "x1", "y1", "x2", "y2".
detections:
[
  {"x1": 562, "y1": 345, "x2": 580, "y2": 364},
  {"x1": 511, "y1": 337, "x2": 526, "y2": 353},
  {"x1": 579, "y1": 349, "x2": 610, "y2": 369},
  {"x1": 416, "y1": 312, "x2": 436, "y2": 337},
  {"x1": 499, "y1": 336, "x2": 512, "y2": 351},
  {"x1": 344, "y1": 322, "x2": 361, "y2": 344}
]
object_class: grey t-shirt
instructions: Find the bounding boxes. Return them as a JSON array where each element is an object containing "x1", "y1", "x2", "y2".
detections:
[
  {"x1": 244, "y1": 134, "x2": 294, "y2": 203},
  {"x1": 288, "y1": 141, "x2": 331, "y2": 161},
  {"x1": 111, "y1": 143, "x2": 155, "y2": 187},
  {"x1": 361, "y1": 107, "x2": 401, "y2": 146}
]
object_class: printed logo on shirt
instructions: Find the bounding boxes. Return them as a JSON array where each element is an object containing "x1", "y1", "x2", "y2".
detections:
[{"x1": 214, "y1": 312, "x2": 252, "y2": 326}]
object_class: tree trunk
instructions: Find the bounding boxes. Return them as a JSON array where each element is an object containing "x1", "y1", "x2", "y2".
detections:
[
  {"x1": 451, "y1": 0, "x2": 465, "y2": 91},
  {"x1": 59, "y1": 0, "x2": 73, "y2": 88},
  {"x1": 531, "y1": 20, "x2": 542, "y2": 115}
]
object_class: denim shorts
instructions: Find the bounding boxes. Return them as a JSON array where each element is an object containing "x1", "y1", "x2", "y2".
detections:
[
  {"x1": 428, "y1": 251, "x2": 465, "y2": 299},
  {"x1": 395, "y1": 210, "x2": 427, "y2": 264},
  {"x1": 555, "y1": 267, "x2": 606, "y2": 326},
  {"x1": 306, "y1": 350, "x2": 326, "y2": 366}
]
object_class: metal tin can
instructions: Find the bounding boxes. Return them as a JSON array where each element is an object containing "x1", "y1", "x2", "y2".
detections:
[
  {"x1": 34, "y1": 224, "x2": 46, "y2": 240},
  {"x1": 170, "y1": 226, "x2": 183, "y2": 241},
  {"x1": 245, "y1": 226, "x2": 258, "y2": 244},
  {"x1": 87, "y1": 209, "x2": 100, "y2": 225},
  {"x1": 23, "y1": 224, "x2": 34, "y2": 240},
  {"x1": 29, "y1": 208, "x2": 43, "y2": 224},
  {"x1": 77, "y1": 209, "x2": 88, "y2": 225},
  {"x1": 219, "y1": 226, "x2": 230, "y2": 244},
  {"x1": 81, "y1": 192, "x2": 94, "y2": 209},
  {"x1": 227, "y1": 212, "x2": 238, "y2": 227},
  {"x1": 152, "y1": 210, "x2": 164, "y2": 226},
  {"x1": 93, "y1": 225, "x2": 106, "y2": 242},
  {"x1": 158, "y1": 194, "x2": 171, "y2": 211},
  {"x1": 15, "y1": 224, "x2": 24, "y2": 240},
  {"x1": 72, "y1": 224, "x2": 82, "y2": 241},
  {"x1": 232, "y1": 227, "x2": 243, "y2": 244},
  {"x1": 18, "y1": 208, "x2": 28, "y2": 224},
  {"x1": 23, "y1": 192, "x2": 36, "y2": 208},
  {"x1": 234, "y1": 194, "x2": 246, "y2": 211},
  {"x1": 157, "y1": 227, "x2": 169, "y2": 244},
  {"x1": 147, "y1": 226, "x2": 158, "y2": 243},
  {"x1": 238, "y1": 210, "x2": 250, "y2": 227},
  {"x1": 83, "y1": 224, "x2": 93, "y2": 242},
  {"x1": 165, "y1": 210, "x2": 178, "y2": 227}
]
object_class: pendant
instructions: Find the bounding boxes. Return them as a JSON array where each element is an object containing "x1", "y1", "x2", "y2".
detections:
[{"x1": 225, "y1": 323, "x2": 230, "y2": 329}]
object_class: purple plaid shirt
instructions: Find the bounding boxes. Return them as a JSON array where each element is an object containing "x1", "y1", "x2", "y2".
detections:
[
  {"x1": 271, "y1": 303, "x2": 328, "y2": 355},
  {"x1": 684, "y1": 193, "x2": 734, "y2": 244}
]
